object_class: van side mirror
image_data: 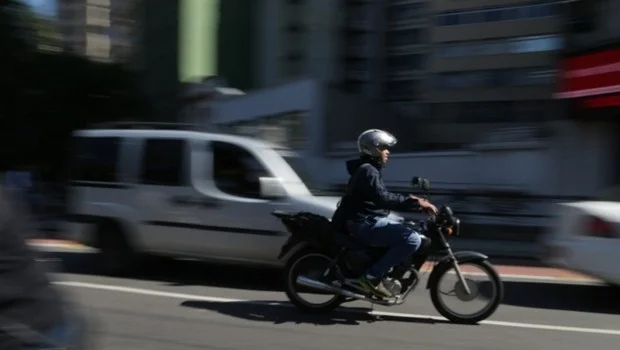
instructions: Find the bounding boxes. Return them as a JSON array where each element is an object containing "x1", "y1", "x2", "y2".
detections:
[{"x1": 259, "y1": 177, "x2": 288, "y2": 199}]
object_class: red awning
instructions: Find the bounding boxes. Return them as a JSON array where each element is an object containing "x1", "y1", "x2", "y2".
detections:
[
  {"x1": 581, "y1": 93, "x2": 620, "y2": 108},
  {"x1": 555, "y1": 47, "x2": 620, "y2": 100}
]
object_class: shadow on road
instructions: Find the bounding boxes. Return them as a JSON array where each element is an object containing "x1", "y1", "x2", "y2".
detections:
[
  {"x1": 180, "y1": 300, "x2": 453, "y2": 326},
  {"x1": 500, "y1": 280, "x2": 620, "y2": 315}
]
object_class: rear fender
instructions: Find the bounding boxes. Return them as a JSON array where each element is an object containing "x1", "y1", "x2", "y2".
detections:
[
  {"x1": 425, "y1": 251, "x2": 488, "y2": 289},
  {"x1": 277, "y1": 236, "x2": 326, "y2": 262},
  {"x1": 278, "y1": 240, "x2": 309, "y2": 263},
  {"x1": 274, "y1": 211, "x2": 330, "y2": 262}
]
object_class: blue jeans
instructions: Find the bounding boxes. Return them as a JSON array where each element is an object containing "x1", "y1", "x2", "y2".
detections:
[{"x1": 352, "y1": 216, "x2": 422, "y2": 278}]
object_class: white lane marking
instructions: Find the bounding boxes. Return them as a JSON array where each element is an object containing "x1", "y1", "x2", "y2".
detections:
[
  {"x1": 56, "y1": 281, "x2": 620, "y2": 336},
  {"x1": 372, "y1": 310, "x2": 620, "y2": 336}
]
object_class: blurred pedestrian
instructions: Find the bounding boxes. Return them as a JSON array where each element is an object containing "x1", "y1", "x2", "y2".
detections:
[{"x1": 0, "y1": 185, "x2": 88, "y2": 349}]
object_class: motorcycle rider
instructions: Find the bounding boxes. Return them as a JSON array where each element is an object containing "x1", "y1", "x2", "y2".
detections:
[{"x1": 331, "y1": 129, "x2": 438, "y2": 298}]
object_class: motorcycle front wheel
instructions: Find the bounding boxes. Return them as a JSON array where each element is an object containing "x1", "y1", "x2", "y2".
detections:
[
  {"x1": 284, "y1": 249, "x2": 346, "y2": 314},
  {"x1": 429, "y1": 259, "x2": 503, "y2": 324}
]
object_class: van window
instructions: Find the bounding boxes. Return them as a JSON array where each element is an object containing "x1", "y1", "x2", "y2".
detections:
[
  {"x1": 70, "y1": 136, "x2": 121, "y2": 182},
  {"x1": 210, "y1": 141, "x2": 269, "y2": 198},
  {"x1": 140, "y1": 138, "x2": 186, "y2": 186},
  {"x1": 275, "y1": 148, "x2": 314, "y2": 189}
]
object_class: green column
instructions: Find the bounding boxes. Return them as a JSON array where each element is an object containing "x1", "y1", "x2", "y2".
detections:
[{"x1": 178, "y1": 0, "x2": 220, "y2": 82}]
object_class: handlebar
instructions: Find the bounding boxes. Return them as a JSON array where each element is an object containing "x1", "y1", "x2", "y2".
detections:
[{"x1": 409, "y1": 176, "x2": 460, "y2": 236}]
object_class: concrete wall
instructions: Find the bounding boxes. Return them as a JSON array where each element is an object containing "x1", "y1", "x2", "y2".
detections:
[
  {"x1": 324, "y1": 145, "x2": 552, "y2": 227},
  {"x1": 210, "y1": 79, "x2": 324, "y2": 157},
  {"x1": 325, "y1": 146, "x2": 549, "y2": 193}
]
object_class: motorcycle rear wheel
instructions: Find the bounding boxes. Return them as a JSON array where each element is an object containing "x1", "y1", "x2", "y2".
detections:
[{"x1": 284, "y1": 249, "x2": 346, "y2": 314}]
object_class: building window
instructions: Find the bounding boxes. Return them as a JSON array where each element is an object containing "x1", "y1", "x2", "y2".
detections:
[
  {"x1": 386, "y1": 80, "x2": 417, "y2": 101},
  {"x1": 436, "y1": 1, "x2": 560, "y2": 27},
  {"x1": 211, "y1": 141, "x2": 269, "y2": 199},
  {"x1": 86, "y1": 5, "x2": 110, "y2": 27},
  {"x1": 85, "y1": 32, "x2": 111, "y2": 59},
  {"x1": 436, "y1": 34, "x2": 562, "y2": 58},
  {"x1": 347, "y1": 32, "x2": 370, "y2": 47},
  {"x1": 387, "y1": 29, "x2": 423, "y2": 47},
  {"x1": 430, "y1": 101, "x2": 554, "y2": 123},
  {"x1": 285, "y1": 23, "x2": 305, "y2": 32},
  {"x1": 343, "y1": 79, "x2": 364, "y2": 94},
  {"x1": 437, "y1": 71, "x2": 490, "y2": 89},
  {"x1": 346, "y1": 4, "x2": 370, "y2": 24},
  {"x1": 388, "y1": 3, "x2": 426, "y2": 23},
  {"x1": 436, "y1": 68, "x2": 556, "y2": 89},
  {"x1": 282, "y1": 52, "x2": 304, "y2": 78},
  {"x1": 511, "y1": 68, "x2": 556, "y2": 86},
  {"x1": 139, "y1": 138, "x2": 187, "y2": 186},
  {"x1": 87, "y1": 0, "x2": 111, "y2": 6},
  {"x1": 387, "y1": 54, "x2": 422, "y2": 71}
]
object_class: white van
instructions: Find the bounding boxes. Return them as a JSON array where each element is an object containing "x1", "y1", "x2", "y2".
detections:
[{"x1": 65, "y1": 123, "x2": 340, "y2": 275}]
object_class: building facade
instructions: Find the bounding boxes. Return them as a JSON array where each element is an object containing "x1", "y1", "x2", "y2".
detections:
[
  {"x1": 553, "y1": 0, "x2": 620, "y2": 197},
  {"x1": 57, "y1": 0, "x2": 135, "y2": 62},
  {"x1": 130, "y1": 0, "x2": 256, "y2": 121},
  {"x1": 418, "y1": 0, "x2": 565, "y2": 149},
  {"x1": 384, "y1": 0, "x2": 429, "y2": 116},
  {"x1": 255, "y1": 0, "x2": 343, "y2": 89},
  {"x1": 262, "y1": 0, "x2": 568, "y2": 150}
]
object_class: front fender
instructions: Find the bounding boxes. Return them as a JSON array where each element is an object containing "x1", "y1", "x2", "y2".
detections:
[{"x1": 425, "y1": 251, "x2": 489, "y2": 289}]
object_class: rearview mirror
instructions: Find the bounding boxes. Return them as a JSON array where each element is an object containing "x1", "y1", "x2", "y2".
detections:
[
  {"x1": 411, "y1": 176, "x2": 430, "y2": 191},
  {"x1": 259, "y1": 177, "x2": 288, "y2": 199}
]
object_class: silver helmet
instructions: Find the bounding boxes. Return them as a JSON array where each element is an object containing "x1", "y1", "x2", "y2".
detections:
[{"x1": 357, "y1": 129, "x2": 397, "y2": 157}]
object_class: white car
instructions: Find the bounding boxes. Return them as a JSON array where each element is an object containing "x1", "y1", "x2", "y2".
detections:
[
  {"x1": 541, "y1": 201, "x2": 620, "y2": 286},
  {"x1": 64, "y1": 123, "x2": 348, "y2": 275}
]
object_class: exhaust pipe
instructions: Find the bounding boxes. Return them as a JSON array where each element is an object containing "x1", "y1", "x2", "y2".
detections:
[
  {"x1": 296, "y1": 275, "x2": 367, "y2": 300},
  {"x1": 295, "y1": 276, "x2": 404, "y2": 306}
]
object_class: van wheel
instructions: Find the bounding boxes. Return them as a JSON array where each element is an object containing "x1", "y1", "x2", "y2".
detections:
[{"x1": 96, "y1": 222, "x2": 137, "y2": 276}]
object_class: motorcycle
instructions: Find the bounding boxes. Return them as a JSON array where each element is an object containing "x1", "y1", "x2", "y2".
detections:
[{"x1": 272, "y1": 176, "x2": 504, "y2": 324}]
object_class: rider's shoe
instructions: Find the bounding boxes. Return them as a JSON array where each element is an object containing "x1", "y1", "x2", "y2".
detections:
[{"x1": 359, "y1": 275, "x2": 394, "y2": 298}]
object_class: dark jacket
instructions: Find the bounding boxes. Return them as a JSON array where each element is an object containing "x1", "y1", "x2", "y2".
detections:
[
  {"x1": 0, "y1": 187, "x2": 65, "y2": 348},
  {"x1": 331, "y1": 157, "x2": 419, "y2": 233}
]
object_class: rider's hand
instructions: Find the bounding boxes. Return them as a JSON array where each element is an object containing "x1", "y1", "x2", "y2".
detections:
[{"x1": 410, "y1": 195, "x2": 438, "y2": 215}]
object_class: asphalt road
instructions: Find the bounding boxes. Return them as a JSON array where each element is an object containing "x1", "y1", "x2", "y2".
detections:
[{"x1": 40, "y1": 253, "x2": 620, "y2": 350}]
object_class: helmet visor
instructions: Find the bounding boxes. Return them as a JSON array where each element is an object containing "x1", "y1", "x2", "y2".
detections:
[{"x1": 376, "y1": 130, "x2": 397, "y2": 148}]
